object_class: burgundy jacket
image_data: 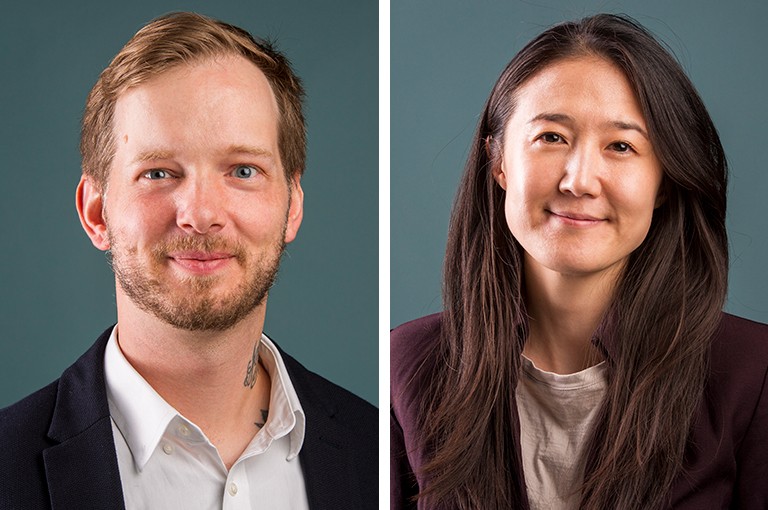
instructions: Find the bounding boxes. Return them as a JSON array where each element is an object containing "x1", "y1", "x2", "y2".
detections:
[{"x1": 391, "y1": 312, "x2": 768, "y2": 509}]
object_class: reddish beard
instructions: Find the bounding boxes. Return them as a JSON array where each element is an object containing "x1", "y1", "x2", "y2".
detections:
[{"x1": 108, "y1": 230, "x2": 286, "y2": 331}]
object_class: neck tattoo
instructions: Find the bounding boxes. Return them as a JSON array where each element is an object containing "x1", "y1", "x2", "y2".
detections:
[{"x1": 243, "y1": 342, "x2": 259, "y2": 389}]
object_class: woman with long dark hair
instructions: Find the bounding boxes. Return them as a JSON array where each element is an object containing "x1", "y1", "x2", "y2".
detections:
[{"x1": 391, "y1": 14, "x2": 768, "y2": 509}]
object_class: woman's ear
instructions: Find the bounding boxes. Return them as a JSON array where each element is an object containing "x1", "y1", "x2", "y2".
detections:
[
  {"x1": 487, "y1": 136, "x2": 507, "y2": 190},
  {"x1": 493, "y1": 162, "x2": 508, "y2": 190},
  {"x1": 76, "y1": 175, "x2": 110, "y2": 251}
]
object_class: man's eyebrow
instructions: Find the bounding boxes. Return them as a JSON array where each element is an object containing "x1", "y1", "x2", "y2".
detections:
[
  {"x1": 132, "y1": 149, "x2": 175, "y2": 165},
  {"x1": 130, "y1": 146, "x2": 276, "y2": 165},
  {"x1": 226, "y1": 145, "x2": 275, "y2": 159},
  {"x1": 528, "y1": 112, "x2": 649, "y2": 139}
]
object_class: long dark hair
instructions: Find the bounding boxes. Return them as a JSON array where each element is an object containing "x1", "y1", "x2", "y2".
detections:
[{"x1": 420, "y1": 14, "x2": 728, "y2": 508}]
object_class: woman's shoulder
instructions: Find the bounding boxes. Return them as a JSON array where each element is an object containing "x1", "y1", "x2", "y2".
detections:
[
  {"x1": 705, "y1": 312, "x2": 768, "y2": 426},
  {"x1": 718, "y1": 312, "x2": 768, "y2": 334},
  {"x1": 674, "y1": 313, "x2": 768, "y2": 505},
  {"x1": 711, "y1": 313, "x2": 768, "y2": 373},
  {"x1": 391, "y1": 313, "x2": 442, "y2": 356},
  {"x1": 390, "y1": 313, "x2": 443, "y2": 396}
]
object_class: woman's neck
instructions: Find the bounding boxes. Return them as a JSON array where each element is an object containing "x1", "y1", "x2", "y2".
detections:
[{"x1": 522, "y1": 255, "x2": 622, "y2": 374}]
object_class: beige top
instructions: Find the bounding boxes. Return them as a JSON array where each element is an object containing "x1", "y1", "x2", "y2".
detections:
[{"x1": 515, "y1": 355, "x2": 608, "y2": 510}]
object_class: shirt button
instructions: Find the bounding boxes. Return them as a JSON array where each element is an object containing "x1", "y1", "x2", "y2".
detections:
[
  {"x1": 179, "y1": 424, "x2": 190, "y2": 437},
  {"x1": 228, "y1": 482, "x2": 238, "y2": 496},
  {"x1": 162, "y1": 444, "x2": 173, "y2": 455}
]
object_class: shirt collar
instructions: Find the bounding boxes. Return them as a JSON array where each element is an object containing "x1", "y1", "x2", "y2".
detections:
[
  {"x1": 104, "y1": 326, "x2": 306, "y2": 470},
  {"x1": 257, "y1": 333, "x2": 306, "y2": 459},
  {"x1": 104, "y1": 327, "x2": 177, "y2": 471}
]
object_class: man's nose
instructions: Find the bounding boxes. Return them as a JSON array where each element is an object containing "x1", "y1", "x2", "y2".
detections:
[
  {"x1": 175, "y1": 174, "x2": 226, "y2": 235},
  {"x1": 558, "y1": 144, "x2": 603, "y2": 198}
]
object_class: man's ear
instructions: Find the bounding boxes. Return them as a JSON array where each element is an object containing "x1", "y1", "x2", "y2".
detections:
[
  {"x1": 76, "y1": 175, "x2": 110, "y2": 251},
  {"x1": 284, "y1": 174, "x2": 304, "y2": 244}
]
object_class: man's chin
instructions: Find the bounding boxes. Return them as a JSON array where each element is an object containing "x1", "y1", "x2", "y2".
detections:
[
  {"x1": 150, "y1": 305, "x2": 256, "y2": 332},
  {"x1": 131, "y1": 289, "x2": 268, "y2": 333}
]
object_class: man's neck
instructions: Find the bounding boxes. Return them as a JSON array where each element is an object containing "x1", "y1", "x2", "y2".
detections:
[{"x1": 115, "y1": 292, "x2": 271, "y2": 470}]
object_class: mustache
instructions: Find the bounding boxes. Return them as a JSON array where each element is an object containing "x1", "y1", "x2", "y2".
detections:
[{"x1": 150, "y1": 235, "x2": 248, "y2": 264}]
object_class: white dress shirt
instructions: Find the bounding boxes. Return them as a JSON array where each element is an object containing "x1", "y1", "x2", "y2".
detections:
[{"x1": 104, "y1": 326, "x2": 310, "y2": 510}]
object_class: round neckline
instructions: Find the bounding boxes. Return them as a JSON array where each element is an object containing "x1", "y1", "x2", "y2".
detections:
[{"x1": 521, "y1": 354, "x2": 607, "y2": 390}]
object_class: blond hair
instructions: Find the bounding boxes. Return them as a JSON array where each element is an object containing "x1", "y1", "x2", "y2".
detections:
[{"x1": 80, "y1": 12, "x2": 305, "y2": 189}]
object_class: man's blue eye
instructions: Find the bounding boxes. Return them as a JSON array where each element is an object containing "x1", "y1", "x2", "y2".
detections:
[
  {"x1": 145, "y1": 169, "x2": 168, "y2": 179},
  {"x1": 234, "y1": 165, "x2": 256, "y2": 179}
]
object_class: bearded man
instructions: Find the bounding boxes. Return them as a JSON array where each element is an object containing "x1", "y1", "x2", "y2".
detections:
[{"x1": 0, "y1": 12, "x2": 376, "y2": 509}]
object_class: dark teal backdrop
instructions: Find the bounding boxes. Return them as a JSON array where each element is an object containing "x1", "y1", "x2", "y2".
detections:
[
  {"x1": 391, "y1": 1, "x2": 768, "y2": 329},
  {"x1": 0, "y1": 1, "x2": 377, "y2": 407}
]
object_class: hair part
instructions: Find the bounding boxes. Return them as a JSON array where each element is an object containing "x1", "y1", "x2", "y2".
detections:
[
  {"x1": 80, "y1": 12, "x2": 306, "y2": 190},
  {"x1": 420, "y1": 13, "x2": 728, "y2": 509}
]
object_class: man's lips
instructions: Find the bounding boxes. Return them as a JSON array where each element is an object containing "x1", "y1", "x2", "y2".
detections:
[
  {"x1": 168, "y1": 251, "x2": 236, "y2": 273},
  {"x1": 169, "y1": 251, "x2": 234, "y2": 261}
]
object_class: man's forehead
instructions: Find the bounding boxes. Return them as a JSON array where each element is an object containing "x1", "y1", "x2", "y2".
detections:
[
  {"x1": 112, "y1": 55, "x2": 280, "y2": 135},
  {"x1": 110, "y1": 55, "x2": 281, "y2": 161},
  {"x1": 117, "y1": 53, "x2": 275, "y2": 98}
]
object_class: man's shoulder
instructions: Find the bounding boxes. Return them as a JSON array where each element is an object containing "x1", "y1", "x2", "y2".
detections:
[
  {"x1": 0, "y1": 326, "x2": 112, "y2": 460},
  {"x1": 0, "y1": 379, "x2": 60, "y2": 504},
  {"x1": 276, "y1": 346, "x2": 377, "y2": 509},
  {"x1": 0, "y1": 378, "x2": 59, "y2": 443},
  {"x1": 278, "y1": 347, "x2": 377, "y2": 426}
]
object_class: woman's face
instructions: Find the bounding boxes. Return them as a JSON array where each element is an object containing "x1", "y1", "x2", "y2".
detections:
[{"x1": 495, "y1": 56, "x2": 663, "y2": 279}]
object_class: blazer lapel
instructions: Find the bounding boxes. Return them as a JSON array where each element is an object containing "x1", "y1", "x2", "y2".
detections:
[
  {"x1": 299, "y1": 408, "x2": 364, "y2": 510},
  {"x1": 44, "y1": 328, "x2": 126, "y2": 510},
  {"x1": 280, "y1": 350, "x2": 366, "y2": 510}
]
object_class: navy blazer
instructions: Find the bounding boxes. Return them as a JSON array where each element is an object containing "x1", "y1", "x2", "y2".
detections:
[
  {"x1": 0, "y1": 327, "x2": 377, "y2": 510},
  {"x1": 391, "y1": 312, "x2": 768, "y2": 509}
]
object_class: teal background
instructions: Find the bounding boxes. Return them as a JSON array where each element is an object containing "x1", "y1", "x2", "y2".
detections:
[
  {"x1": 0, "y1": 1, "x2": 377, "y2": 407},
  {"x1": 391, "y1": 1, "x2": 768, "y2": 329}
]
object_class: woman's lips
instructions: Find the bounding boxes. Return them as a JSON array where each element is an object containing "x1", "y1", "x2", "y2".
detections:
[{"x1": 549, "y1": 210, "x2": 605, "y2": 226}]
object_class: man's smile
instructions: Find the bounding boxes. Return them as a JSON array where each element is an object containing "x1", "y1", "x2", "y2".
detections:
[{"x1": 168, "y1": 251, "x2": 236, "y2": 274}]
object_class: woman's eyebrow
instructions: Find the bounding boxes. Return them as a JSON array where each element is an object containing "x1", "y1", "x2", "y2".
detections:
[
  {"x1": 603, "y1": 120, "x2": 649, "y2": 140},
  {"x1": 528, "y1": 112, "x2": 574, "y2": 125},
  {"x1": 528, "y1": 112, "x2": 649, "y2": 140}
]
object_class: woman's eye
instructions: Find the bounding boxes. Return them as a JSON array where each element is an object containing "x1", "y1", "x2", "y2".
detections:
[
  {"x1": 233, "y1": 165, "x2": 257, "y2": 179},
  {"x1": 540, "y1": 133, "x2": 563, "y2": 143},
  {"x1": 609, "y1": 141, "x2": 632, "y2": 153},
  {"x1": 143, "y1": 169, "x2": 169, "y2": 180}
]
